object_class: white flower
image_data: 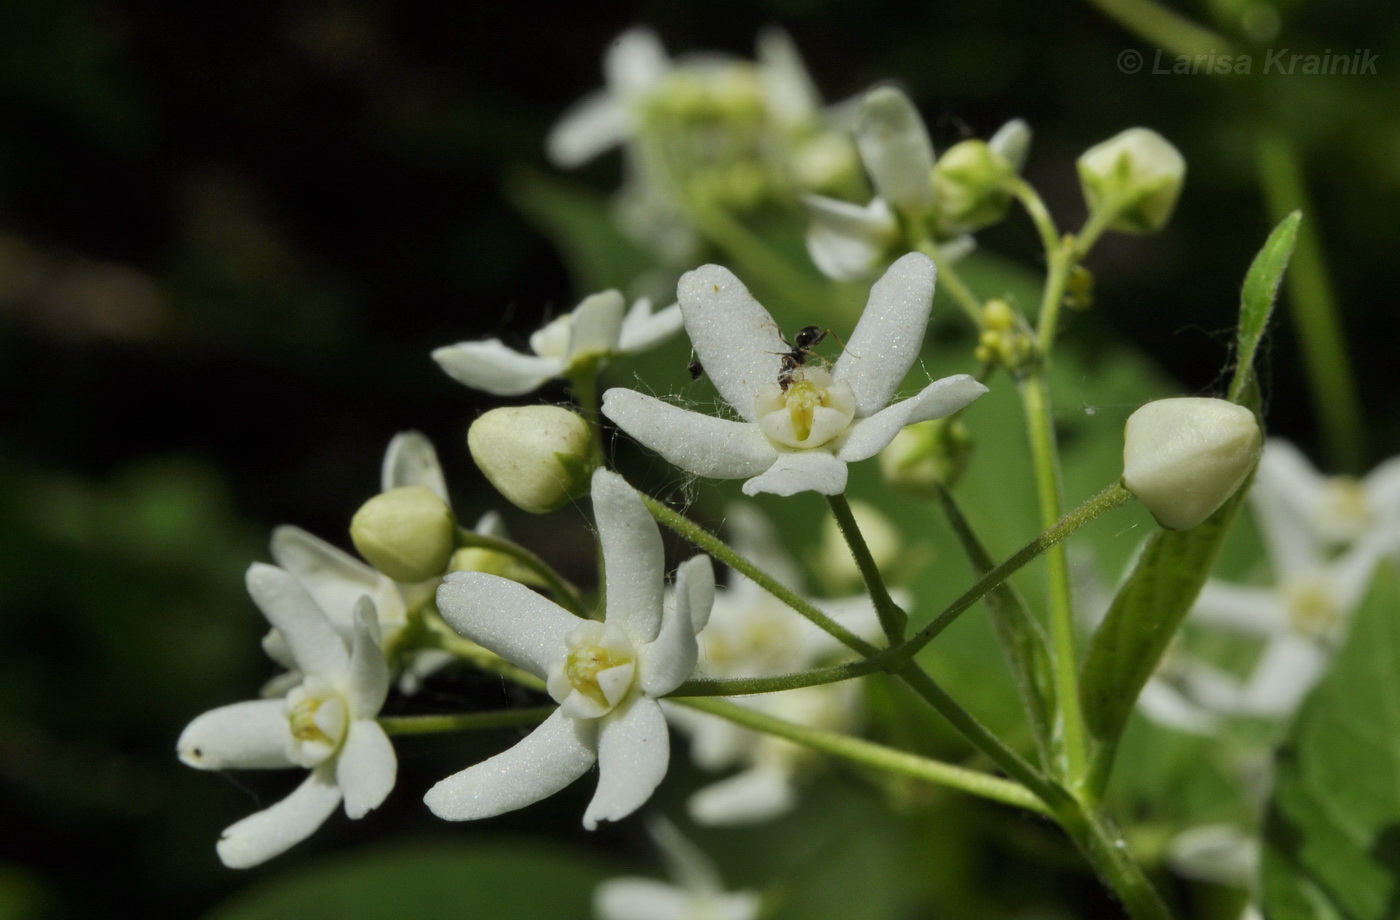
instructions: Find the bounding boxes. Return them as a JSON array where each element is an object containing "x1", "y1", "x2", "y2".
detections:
[
  {"x1": 665, "y1": 505, "x2": 880, "y2": 823},
  {"x1": 432, "y1": 290, "x2": 682, "y2": 397},
  {"x1": 177, "y1": 565, "x2": 395, "y2": 868},
  {"x1": 424, "y1": 468, "x2": 712, "y2": 829},
  {"x1": 1253, "y1": 438, "x2": 1400, "y2": 548},
  {"x1": 803, "y1": 85, "x2": 1028, "y2": 279},
  {"x1": 1188, "y1": 475, "x2": 1393, "y2": 718},
  {"x1": 594, "y1": 819, "x2": 761, "y2": 920},
  {"x1": 602, "y1": 253, "x2": 987, "y2": 497}
]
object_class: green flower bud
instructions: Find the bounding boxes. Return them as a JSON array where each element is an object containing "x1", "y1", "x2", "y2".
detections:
[
  {"x1": 932, "y1": 138, "x2": 1016, "y2": 234},
  {"x1": 350, "y1": 485, "x2": 456, "y2": 582},
  {"x1": 468, "y1": 406, "x2": 595, "y2": 514},
  {"x1": 879, "y1": 417, "x2": 974, "y2": 497},
  {"x1": 1122, "y1": 397, "x2": 1261, "y2": 530},
  {"x1": 1077, "y1": 128, "x2": 1185, "y2": 233}
]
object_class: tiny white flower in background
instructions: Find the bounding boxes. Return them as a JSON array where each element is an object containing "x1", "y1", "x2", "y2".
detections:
[
  {"x1": 425, "y1": 468, "x2": 712, "y2": 829},
  {"x1": 432, "y1": 290, "x2": 682, "y2": 397},
  {"x1": 666, "y1": 505, "x2": 881, "y2": 824},
  {"x1": 803, "y1": 85, "x2": 1029, "y2": 280},
  {"x1": 1187, "y1": 471, "x2": 1394, "y2": 718},
  {"x1": 603, "y1": 252, "x2": 987, "y2": 497},
  {"x1": 1167, "y1": 823, "x2": 1259, "y2": 889},
  {"x1": 594, "y1": 818, "x2": 761, "y2": 920},
  {"x1": 178, "y1": 565, "x2": 395, "y2": 868},
  {"x1": 1252, "y1": 438, "x2": 1400, "y2": 548}
]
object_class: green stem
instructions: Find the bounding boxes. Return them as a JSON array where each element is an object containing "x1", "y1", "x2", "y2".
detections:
[
  {"x1": 1058, "y1": 802, "x2": 1177, "y2": 920},
  {"x1": 455, "y1": 529, "x2": 589, "y2": 618},
  {"x1": 670, "y1": 656, "x2": 890, "y2": 697},
  {"x1": 379, "y1": 707, "x2": 554, "y2": 736},
  {"x1": 1009, "y1": 179, "x2": 1061, "y2": 266},
  {"x1": 826, "y1": 493, "x2": 906, "y2": 642},
  {"x1": 1082, "y1": 0, "x2": 1238, "y2": 57},
  {"x1": 897, "y1": 483, "x2": 1133, "y2": 661},
  {"x1": 1021, "y1": 375, "x2": 1088, "y2": 783},
  {"x1": 567, "y1": 364, "x2": 608, "y2": 469},
  {"x1": 1256, "y1": 131, "x2": 1366, "y2": 472},
  {"x1": 642, "y1": 494, "x2": 879, "y2": 657},
  {"x1": 673, "y1": 696, "x2": 1050, "y2": 815}
]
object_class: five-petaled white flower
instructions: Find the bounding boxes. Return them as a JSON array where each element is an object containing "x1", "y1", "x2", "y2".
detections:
[
  {"x1": 602, "y1": 252, "x2": 987, "y2": 497},
  {"x1": 1252, "y1": 438, "x2": 1400, "y2": 548},
  {"x1": 424, "y1": 468, "x2": 712, "y2": 829},
  {"x1": 178, "y1": 564, "x2": 395, "y2": 868},
  {"x1": 803, "y1": 86, "x2": 1030, "y2": 280},
  {"x1": 593, "y1": 818, "x2": 761, "y2": 920},
  {"x1": 432, "y1": 290, "x2": 681, "y2": 396},
  {"x1": 1187, "y1": 458, "x2": 1395, "y2": 718}
]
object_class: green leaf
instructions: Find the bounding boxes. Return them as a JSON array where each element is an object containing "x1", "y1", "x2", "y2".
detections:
[
  {"x1": 1078, "y1": 480, "x2": 1249, "y2": 775},
  {"x1": 1260, "y1": 563, "x2": 1400, "y2": 920},
  {"x1": 1229, "y1": 210, "x2": 1300, "y2": 406},
  {"x1": 507, "y1": 169, "x2": 653, "y2": 295},
  {"x1": 204, "y1": 841, "x2": 609, "y2": 920}
]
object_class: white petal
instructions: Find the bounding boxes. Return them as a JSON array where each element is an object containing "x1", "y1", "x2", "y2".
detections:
[
  {"x1": 676, "y1": 264, "x2": 789, "y2": 422},
  {"x1": 605, "y1": 28, "x2": 670, "y2": 97},
  {"x1": 472, "y1": 510, "x2": 508, "y2": 540},
  {"x1": 347, "y1": 598, "x2": 390, "y2": 717},
  {"x1": 246, "y1": 563, "x2": 349, "y2": 679},
  {"x1": 641, "y1": 578, "x2": 703, "y2": 697},
  {"x1": 618, "y1": 299, "x2": 684, "y2": 353},
  {"x1": 602, "y1": 389, "x2": 777, "y2": 479},
  {"x1": 1255, "y1": 439, "x2": 1326, "y2": 519},
  {"x1": 1239, "y1": 636, "x2": 1330, "y2": 716},
  {"x1": 594, "y1": 469, "x2": 665, "y2": 644},
  {"x1": 594, "y1": 879, "x2": 695, "y2": 920},
  {"x1": 1331, "y1": 531, "x2": 1390, "y2": 612},
  {"x1": 547, "y1": 92, "x2": 630, "y2": 168},
  {"x1": 1136, "y1": 680, "x2": 1219, "y2": 735},
  {"x1": 834, "y1": 252, "x2": 936, "y2": 416},
  {"x1": 675, "y1": 553, "x2": 717, "y2": 633},
  {"x1": 431, "y1": 340, "x2": 563, "y2": 396},
  {"x1": 856, "y1": 86, "x2": 935, "y2": 215},
  {"x1": 802, "y1": 195, "x2": 896, "y2": 281},
  {"x1": 756, "y1": 27, "x2": 820, "y2": 125},
  {"x1": 336, "y1": 719, "x2": 396, "y2": 818},
  {"x1": 216, "y1": 766, "x2": 343, "y2": 869},
  {"x1": 1191, "y1": 582, "x2": 1282, "y2": 637},
  {"x1": 988, "y1": 118, "x2": 1032, "y2": 173},
  {"x1": 688, "y1": 766, "x2": 797, "y2": 826},
  {"x1": 1250, "y1": 476, "x2": 1321, "y2": 578},
  {"x1": 1168, "y1": 824, "x2": 1259, "y2": 887},
  {"x1": 584, "y1": 697, "x2": 670, "y2": 829},
  {"x1": 270, "y1": 527, "x2": 395, "y2": 633},
  {"x1": 381, "y1": 431, "x2": 449, "y2": 500},
  {"x1": 178, "y1": 699, "x2": 293, "y2": 770},
  {"x1": 649, "y1": 815, "x2": 724, "y2": 893},
  {"x1": 837, "y1": 374, "x2": 988, "y2": 462},
  {"x1": 1365, "y1": 455, "x2": 1400, "y2": 510},
  {"x1": 742, "y1": 451, "x2": 848, "y2": 497},
  {"x1": 567, "y1": 290, "x2": 627, "y2": 361},
  {"x1": 435, "y1": 572, "x2": 579, "y2": 677},
  {"x1": 424, "y1": 708, "x2": 597, "y2": 821}
]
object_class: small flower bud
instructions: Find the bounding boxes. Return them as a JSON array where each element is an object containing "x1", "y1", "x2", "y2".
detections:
[
  {"x1": 468, "y1": 406, "x2": 595, "y2": 514},
  {"x1": 1122, "y1": 397, "x2": 1261, "y2": 530},
  {"x1": 880, "y1": 417, "x2": 974, "y2": 497},
  {"x1": 932, "y1": 138, "x2": 1016, "y2": 234},
  {"x1": 1077, "y1": 128, "x2": 1185, "y2": 234},
  {"x1": 350, "y1": 485, "x2": 456, "y2": 582}
]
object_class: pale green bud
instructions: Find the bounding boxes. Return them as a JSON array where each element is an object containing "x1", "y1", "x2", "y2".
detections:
[
  {"x1": 448, "y1": 546, "x2": 544, "y2": 587},
  {"x1": 1077, "y1": 128, "x2": 1185, "y2": 233},
  {"x1": 468, "y1": 406, "x2": 595, "y2": 514},
  {"x1": 1122, "y1": 397, "x2": 1261, "y2": 530},
  {"x1": 351, "y1": 485, "x2": 456, "y2": 582},
  {"x1": 932, "y1": 139, "x2": 1016, "y2": 234},
  {"x1": 879, "y1": 418, "x2": 974, "y2": 497}
]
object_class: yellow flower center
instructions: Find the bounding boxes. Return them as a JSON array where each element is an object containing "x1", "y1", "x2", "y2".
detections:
[
  {"x1": 754, "y1": 367, "x2": 856, "y2": 449},
  {"x1": 547, "y1": 622, "x2": 639, "y2": 718},
  {"x1": 1285, "y1": 578, "x2": 1342, "y2": 643},
  {"x1": 284, "y1": 679, "x2": 348, "y2": 767}
]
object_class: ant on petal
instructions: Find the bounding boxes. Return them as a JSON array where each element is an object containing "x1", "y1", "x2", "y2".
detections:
[{"x1": 778, "y1": 325, "x2": 839, "y2": 391}]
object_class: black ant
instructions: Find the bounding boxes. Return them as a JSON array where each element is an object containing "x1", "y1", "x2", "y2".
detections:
[{"x1": 778, "y1": 325, "x2": 835, "y2": 391}]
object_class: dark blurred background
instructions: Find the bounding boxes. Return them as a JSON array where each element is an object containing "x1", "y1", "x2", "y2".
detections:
[{"x1": 2, "y1": 1, "x2": 1397, "y2": 917}]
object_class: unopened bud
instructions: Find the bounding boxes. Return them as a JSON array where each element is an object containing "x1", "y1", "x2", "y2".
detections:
[
  {"x1": 1077, "y1": 128, "x2": 1185, "y2": 233},
  {"x1": 351, "y1": 485, "x2": 456, "y2": 582},
  {"x1": 468, "y1": 406, "x2": 595, "y2": 514},
  {"x1": 932, "y1": 139, "x2": 1016, "y2": 234},
  {"x1": 880, "y1": 418, "x2": 974, "y2": 497},
  {"x1": 1123, "y1": 397, "x2": 1261, "y2": 530}
]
